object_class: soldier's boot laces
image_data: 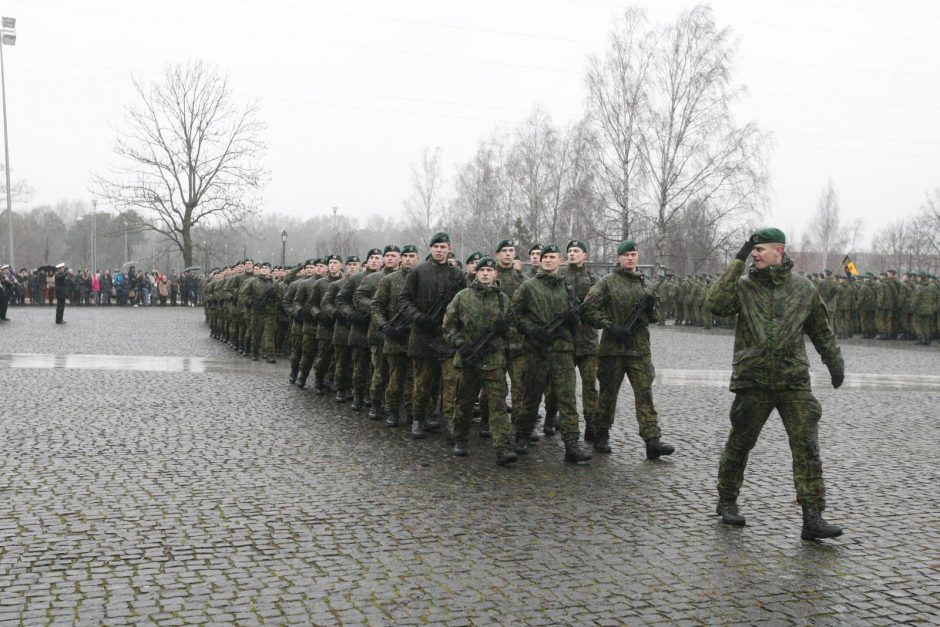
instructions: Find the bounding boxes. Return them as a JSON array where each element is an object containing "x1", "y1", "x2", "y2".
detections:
[
  {"x1": 801, "y1": 507, "x2": 843, "y2": 540},
  {"x1": 716, "y1": 501, "x2": 746, "y2": 526},
  {"x1": 543, "y1": 413, "x2": 557, "y2": 436},
  {"x1": 564, "y1": 442, "x2": 592, "y2": 464},
  {"x1": 496, "y1": 449, "x2": 518, "y2": 466},
  {"x1": 645, "y1": 437, "x2": 675, "y2": 460},
  {"x1": 593, "y1": 429, "x2": 612, "y2": 454},
  {"x1": 385, "y1": 410, "x2": 400, "y2": 427},
  {"x1": 452, "y1": 442, "x2": 467, "y2": 457},
  {"x1": 411, "y1": 419, "x2": 427, "y2": 440}
]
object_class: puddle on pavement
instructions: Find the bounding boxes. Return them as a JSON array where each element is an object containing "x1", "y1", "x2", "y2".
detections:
[{"x1": 0, "y1": 354, "x2": 939, "y2": 390}]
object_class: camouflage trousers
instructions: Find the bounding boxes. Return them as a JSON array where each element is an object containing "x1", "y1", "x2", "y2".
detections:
[
  {"x1": 913, "y1": 314, "x2": 935, "y2": 343},
  {"x1": 545, "y1": 354, "x2": 598, "y2": 430},
  {"x1": 314, "y1": 339, "x2": 333, "y2": 381},
  {"x1": 369, "y1": 345, "x2": 389, "y2": 408},
  {"x1": 287, "y1": 327, "x2": 302, "y2": 369},
  {"x1": 383, "y1": 353, "x2": 412, "y2": 413},
  {"x1": 412, "y1": 357, "x2": 457, "y2": 421},
  {"x1": 350, "y1": 346, "x2": 372, "y2": 398},
  {"x1": 875, "y1": 309, "x2": 895, "y2": 337},
  {"x1": 479, "y1": 352, "x2": 524, "y2": 426},
  {"x1": 519, "y1": 351, "x2": 579, "y2": 446},
  {"x1": 333, "y1": 345, "x2": 352, "y2": 393},
  {"x1": 596, "y1": 355, "x2": 660, "y2": 440},
  {"x1": 249, "y1": 311, "x2": 277, "y2": 357},
  {"x1": 452, "y1": 366, "x2": 512, "y2": 453},
  {"x1": 296, "y1": 332, "x2": 316, "y2": 376},
  {"x1": 859, "y1": 310, "x2": 876, "y2": 337},
  {"x1": 717, "y1": 388, "x2": 826, "y2": 509},
  {"x1": 834, "y1": 310, "x2": 854, "y2": 338}
]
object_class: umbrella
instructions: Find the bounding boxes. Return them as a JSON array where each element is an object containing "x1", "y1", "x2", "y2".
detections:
[
  {"x1": 35, "y1": 264, "x2": 56, "y2": 273},
  {"x1": 183, "y1": 265, "x2": 201, "y2": 272},
  {"x1": 122, "y1": 261, "x2": 139, "y2": 269}
]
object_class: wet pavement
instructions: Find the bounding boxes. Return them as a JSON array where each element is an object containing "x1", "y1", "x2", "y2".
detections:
[{"x1": 1, "y1": 306, "x2": 939, "y2": 625}]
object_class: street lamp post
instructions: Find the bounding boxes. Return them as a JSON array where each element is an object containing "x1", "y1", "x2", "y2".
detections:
[
  {"x1": 91, "y1": 199, "x2": 97, "y2": 273},
  {"x1": 280, "y1": 229, "x2": 287, "y2": 266},
  {"x1": 123, "y1": 220, "x2": 128, "y2": 265},
  {"x1": 1, "y1": 17, "x2": 16, "y2": 269}
]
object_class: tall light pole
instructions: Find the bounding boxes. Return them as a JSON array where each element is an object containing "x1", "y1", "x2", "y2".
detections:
[
  {"x1": 123, "y1": 220, "x2": 128, "y2": 265},
  {"x1": 280, "y1": 229, "x2": 287, "y2": 266},
  {"x1": 1, "y1": 17, "x2": 16, "y2": 269}
]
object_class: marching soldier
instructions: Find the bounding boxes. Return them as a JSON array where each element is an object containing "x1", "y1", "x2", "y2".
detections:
[
  {"x1": 494, "y1": 239, "x2": 526, "y2": 436},
  {"x1": 342, "y1": 249, "x2": 382, "y2": 409},
  {"x1": 355, "y1": 245, "x2": 401, "y2": 420},
  {"x1": 283, "y1": 259, "x2": 318, "y2": 383},
  {"x1": 583, "y1": 240, "x2": 674, "y2": 459},
  {"x1": 310, "y1": 255, "x2": 344, "y2": 393}
]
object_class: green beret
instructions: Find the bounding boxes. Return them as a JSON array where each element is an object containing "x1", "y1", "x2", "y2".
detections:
[
  {"x1": 617, "y1": 240, "x2": 637, "y2": 255},
  {"x1": 258, "y1": 262, "x2": 271, "y2": 268},
  {"x1": 528, "y1": 243, "x2": 542, "y2": 255},
  {"x1": 495, "y1": 239, "x2": 514, "y2": 252},
  {"x1": 401, "y1": 245, "x2": 418, "y2": 254},
  {"x1": 886, "y1": 268, "x2": 897, "y2": 274},
  {"x1": 314, "y1": 258, "x2": 327, "y2": 266},
  {"x1": 466, "y1": 251, "x2": 482, "y2": 264},
  {"x1": 749, "y1": 227, "x2": 786, "y2": 245},
  {"x1": 304, "y1": 258, "x2": 319, "y2": 266},
  {"x1": 447, "y1": 251, "x2": 456, "y2": 259},
  {"x1": 366, "y1": 248, "x2": 383, "y2": 258},
  {"x1": 567, "y1": 239, "x2": 588, "y2": 253},
  {"x1": 540, "y1": 243, "x2": 561, "y2": 258},
  {"x1": 476, "y1": 256, "x2": 497, "y2": 270},
  {"x1": 325, "y1": 254, "x2": 342, "y2": 263},
  {"x1": 429, "y1": 231, "x2": 450, "y2": 245},
  {"x1": 824, "y1": 269, "x2": 833, "y2": 275},
  {"x1": 383, "y1": 245, "x2": 401, "y2": 254},
  {"x1": 346, "y1": 255, "x2": 361, "y2": 264}
]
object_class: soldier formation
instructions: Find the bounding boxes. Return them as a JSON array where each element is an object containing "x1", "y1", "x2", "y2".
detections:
[{"x1": 196, "y1": 226, "x2": 935, "y2": 540}]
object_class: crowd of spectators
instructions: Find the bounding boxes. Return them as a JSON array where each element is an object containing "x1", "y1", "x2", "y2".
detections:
[{"x1": 0, "y1": 266, "x2": 203, "y2": 307}]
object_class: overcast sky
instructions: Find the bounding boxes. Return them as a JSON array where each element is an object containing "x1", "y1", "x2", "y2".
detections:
[{"x1": 4, "y1": 0, "x2": 939, "y2": 247}]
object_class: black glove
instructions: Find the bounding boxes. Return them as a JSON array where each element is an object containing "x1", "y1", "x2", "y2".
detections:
[
  {"x1": 561, "y1": 309, "x2": 579, "y2": 326},
  {"x1": 293, "y1": 310, "x2": 304, "y2": 322},
  {"x1": 735, "y1": 239, "x2": 755, "y2": 261},
  {"x1": 416, "y1": 313, "x2": 437, "y2": 330},
  {"x1": 457, "y1": 343, "x2": 475, "y2": 360},
  {"x1": 608, "y1": 324, "x2": 632, "y2": 342},
  {"x1": 320, "y1": 312, "x2": 333, "y2": 325},
  {"x1": 642, "y1": 294, "x2": 657, "y2": 314},
  {"x1": 385, "y1": 324, "x2": 406, "y2": 339},
  {"x1": 531, "y1": 327, "x2": 554, "y2": 344},
  {"x1": 492, "y1": 319, "x2": 510, "y2": 336},
  {"x1": 350, "y1": 311, "x2": 369, "y2": 324},
  {"x1": 830, "y1": 370, "x2": 844, "y2": 389},
  {"x1": 335, "y1": 310, "x2": 347, "y2": 324}
]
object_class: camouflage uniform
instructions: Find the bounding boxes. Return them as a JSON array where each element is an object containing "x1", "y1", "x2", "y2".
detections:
[
  {"x1": 242, "y1": 274, "x2": 278, "y2": 360},
  {"x1": 373, "y1": 266, "x2": 413, "y2": 419},
  {"x1": 356, "y1": 267, "x2": 396, "y2": 417},
  {"x1": 324, "y1": 278, "x2": 352, "y2": 397},
  {"x1": 311, "y1": 273, "x2": 342, "y2": 388},
  {"x1": 583, "y1": 268, "x2": 662, "y2": 441},
  {"x1": 443, "y1": 280, "x2": 513, "y2": 455},
  {"x1": 511, "y1": 270, "x2": 581, "y2": 447},
  {"x1": 705, "y1": 255, "x2": 844, "y2": 511},
  {"x1": 341, "y1": 269, "x2": 375, "y2": 404},
  {"x1": 399, "y1": 259, "x2": 467, "y2": 433},
  {"x1": 912, "y1": 278, "x2": 939, "y2": 345},
  {"x1": 495, "y1": 263, "x2": 527, "y2": 421}
]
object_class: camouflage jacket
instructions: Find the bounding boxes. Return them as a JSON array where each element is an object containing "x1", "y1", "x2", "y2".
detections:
[
  {"x1": 325, "y1": 278, "x2": 350, "y2": 347},
  {"x1": 241, "y1": 276, "x2": 278, "y2": 316},
  {"x1": 443, "y1": 280, "x2": 510, "y2": 370},
  {"x1": 400, "y1": 259, "x2": 467, "y2": 359},
  {"x1": 705, "y1": 256, "x2": 844, "y2": 392},
  {"x1": 355, "y1": 267, "x2": 394, "y2": 347},
  {"x1": 290, "y1": 276, "x2": 319, "y2": 335},
  {"x1": 496, "y1": 264, "x2": 526, "y2": 355},
  {"x1": 583, "y1": 267, "x2": 660, "y2": 357},
  {"x1": 564, "y1": 263, "x2": 600, "y2": 356},
  {"x1": 834, "y1": 283, "x2": 857, "y2": 312},
  {"x1": 857, "y1": 283, "x2": 876, "y2": 311},
  {"x1": 310, "y1": 274, "x2": 343, "y2": 340},
  {"x1": 340, "y1": 270, "x2": 374, "y2": 348},
  {"x1": 512, "y1": 269, "x2": 575, "y2": 354},
  {"x1": 912, "y1": 282, "x2": 940, "y2": 316},
  {"x1": 372, "y1": 267, "x2": 411, "y2": 356}
]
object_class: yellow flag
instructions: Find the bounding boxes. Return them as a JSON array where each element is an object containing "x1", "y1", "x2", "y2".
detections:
[{"x1": 842, "y1": 255, "x2": 859, "y2": 276}]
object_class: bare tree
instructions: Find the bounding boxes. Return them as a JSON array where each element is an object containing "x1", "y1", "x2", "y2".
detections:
[
  {"x1": 872, "y1": 218, "x2": 912, "y2": 272},
  {"x1": 584, "y1": 8, "x2": 654, "y2": 244},
  {"x1": 639, "y1": 6, "x2": 768, "y2": 267},
  {"x1": 94, "y1": 61, "x2": 269, "y2": 267},
  {"x1": 808, "y1": 179, "x2": 852, "y2": 270},
  {"x1": 403, "y1": 147, "x2": 446, "y2": 246}
]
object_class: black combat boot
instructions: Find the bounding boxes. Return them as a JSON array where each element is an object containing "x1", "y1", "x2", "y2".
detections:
[
  {"x1": 564, "y1": 442, "x2": 592, "y2": 464},
  {"x1": 801, "y1": 506, "x2": 843, "y2": 540},
  {"x1": 645, "y1": 437, "x2": 675, "y2": 460},
  {"x1": 335, "y1": 389, "x2": 346, "y2": 403},
  {"x1": 425, "y1": 416, "x2": 441, "y2": 433},
  {"x1": 251, "y1": 352, "x2": 260, "y2": 361},
  {"x1": 411, "y1": 418, "x2": 426, "y2": 439},
  {"x1": 266, "y1": 356, "x2": 277, "y2": 364},
  {"x1": 368, "y1": 405, "x2": 381, "y2": 420},
  {"x1": 313, "y1": 378, "x2": 326, "y2": 395},
  {"x1": 514, "y1": 436, "x2": 529, "y2": 455},
  {"x1": 350, "y1": 396, "x2": 363, "y2": 411},
  {"x1": 496, "y1": 449, "x2": 518, "y2": 466},
  {"x1": 452, "y1": 442, "x2": 467, "y2": 457},
  {"x1": 716, "y1": 501, "x2": 746, "y2": 526},
  {"x1": 584, "y1": 425, "x2": 596, "y2": 443},
  {"x1": 289, "y1": 365, "x2": 299, "y2": 384},
  {"x1": 479, "y1": 419, "x2": 491, "y2": 438},
  {"x1": 543, "y1": 412, "x2": 557, "y2": 436},
  {"x1": 593, "y1": 429, "x2": 612, "y2": 454},
  {"x1": 385, "y1": 410, "x2": 400, "y2": 427}
]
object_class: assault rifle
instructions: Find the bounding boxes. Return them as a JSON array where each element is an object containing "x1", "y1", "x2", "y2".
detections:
[
  {"x1": 252, "y1": 284, "x2": 278, "y2": 311},
  {"x1": 538, "y1": 294, "x2": 593, "y2": 341},
  {"x1": 616, "y1": 274, "x2": 669, "y2": 339},
  {"x1": 460, "y1": 307, "x2": 517, "y2": 368},
  {"x1": 385, "y1": 293, "x2": 448, "y2": 337}
]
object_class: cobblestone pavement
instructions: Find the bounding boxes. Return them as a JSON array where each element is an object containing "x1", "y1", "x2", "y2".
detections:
[{"x1": 1, "y1": 306, "x2": 938, "y2": 625}]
